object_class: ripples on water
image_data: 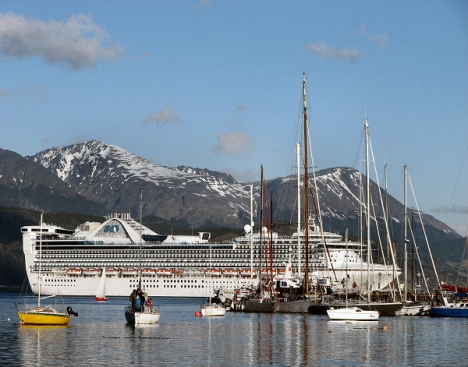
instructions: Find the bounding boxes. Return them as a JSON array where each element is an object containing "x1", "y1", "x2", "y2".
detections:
[{"x1": 0, "y1": 293, "x2": 466, "y2": 366}]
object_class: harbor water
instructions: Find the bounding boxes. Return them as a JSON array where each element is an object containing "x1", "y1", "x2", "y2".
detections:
[{"x1": 0, "y1": 293, "x2": 466, "y2": 366}]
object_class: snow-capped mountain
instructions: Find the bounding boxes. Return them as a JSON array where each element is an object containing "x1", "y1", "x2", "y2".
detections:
[
  {"x1": 25, "y1": 140, "x2": 460, "y2": 249},
  {"x1": 29, "y1": 140, "x2": 251, "y2": 228},
  {"x1": 0, "y1": 148, "x2": 105, "y2": 215}
]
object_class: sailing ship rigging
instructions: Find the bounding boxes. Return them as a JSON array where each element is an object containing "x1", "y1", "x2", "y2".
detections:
[{"x1": 124, "y1": 188, "x2": 161, "y2": 324}]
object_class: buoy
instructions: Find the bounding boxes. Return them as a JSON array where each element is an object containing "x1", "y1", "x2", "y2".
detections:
[
  {"x1": 382, "y1": 325, "x2": 388, "y2": 330},
  {"x1": 195, "y1": 311, "x2": 201, "y2": 317}
]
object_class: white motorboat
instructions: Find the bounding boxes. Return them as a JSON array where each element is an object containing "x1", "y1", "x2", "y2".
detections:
[
  {"x1": 124, "y1": 305, "x2": 161, "y2": 324},
  {"x1": 327, "y1": 306, "x2": 379, "y2": 321},
  {"x1": 200, "y1": 303, "x2": 226, "y2": 317}
]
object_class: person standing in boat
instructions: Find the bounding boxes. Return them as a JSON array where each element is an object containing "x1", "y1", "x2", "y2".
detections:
[
  {"x1": 134, "y1": 289, "x2": 143, "y2": 312},
  {"x1": 129, "y1": 289, "x2": 137, "y2": 311},
  {"x1": 146, "y1": 298, "x2": 153, "y2": 311}
]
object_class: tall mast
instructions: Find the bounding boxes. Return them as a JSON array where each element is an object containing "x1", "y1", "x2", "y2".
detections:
[
  {"x1": 259, "y1": 164, "x2": 264, "y2": 291},
  {"x1": 296, "y1": 143, "x2": 301, "y2": 275},
  {"x1": 403, "y1": 164, "x2": 408, "y2": 302},
  {"x1": 303, "y1": 72, "x2": 309, "y2": 295},
  {"x1": 364, "y1": 115, "x2": 371, "y2": 302},
  {"x1": 38, "y1": 213, "x2": 43, "y2": 307},
  {"x1": 250, "y1": 184, "x2": 254, "y2": 279}
]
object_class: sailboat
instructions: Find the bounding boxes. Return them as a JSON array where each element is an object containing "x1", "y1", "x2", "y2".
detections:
[
  {"x1": 430, "y1": 238, "x2": 468, "y2": 318},
  {"x1": 242, "y1": 165, "x2": 278, "y2": 313},
  {"x1": 276, "y1": 74, "x2": 314, "y2": 313},
  {"x1": 327, "y1": 231, "x2": 379, "y2": 321},
  {"x1": 95, "y1": 268, "x2": 108, "y2": 302},
  {"x1": 124, "y1": 188, "x2": 161, "y2": 325},
  {"x1": 200, "y1": 244, "x2": 226, "y2": 316},
  {"x1": 395, "y1": 165, "x2": 432, "y2": 316},
  {"x1": 351, "y1": 116, "x2": 402, "y2": 316},
  {"x1": 16, "y1": 214, "x2": 78, "y2": 325}
]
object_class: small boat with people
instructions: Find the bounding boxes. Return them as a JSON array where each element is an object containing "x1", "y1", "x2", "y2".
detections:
[
  {"x1": 124, "y1": 189, "x2": 160, "y2": 325},
  {"x1": 125, "y1": 288, "x2": 160, "y2": 324}
]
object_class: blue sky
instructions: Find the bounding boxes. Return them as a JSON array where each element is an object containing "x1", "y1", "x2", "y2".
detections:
[{"x1": 0, "y1": 1, "x2": 467, "y2": 236}]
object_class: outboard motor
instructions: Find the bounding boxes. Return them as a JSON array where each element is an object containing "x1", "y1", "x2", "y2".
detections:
[{"x1": 67, "y1": 306, "x2": 78, "y2": 317}]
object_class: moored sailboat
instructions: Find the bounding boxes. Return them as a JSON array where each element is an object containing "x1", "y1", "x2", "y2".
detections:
[
  {"x1": 95, "y1": 268, "x2": 108, "y2": 302},
  {"x1": 124, "y1": 188, "x2": 160, "y2": 325},
  {"x1": 327, "y1": 228, "x2": 380, "y2": 321},
  {"x1": 242, "y1": 165, "x2": 278, "y2": 313},
  {"x1": 16, "y1": 214, "x2": 78, "y2": 325},
  {"x1": 200, "y1": 243, "x2": 226, "y2": 317},
  {"x1": 327, "y1": 306, "x2": 379, "y2": 321},
  {"x1": 430, "y1": 238, "x2": 468, "y2": 318}
]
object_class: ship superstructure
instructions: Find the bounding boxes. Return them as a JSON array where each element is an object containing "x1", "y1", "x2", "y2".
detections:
[{"x1": 22, "y1": 213, "x2": 399, "y2": 297}]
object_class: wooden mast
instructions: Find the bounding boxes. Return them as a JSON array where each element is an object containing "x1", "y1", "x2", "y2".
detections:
[{"x1": 303, "y1": 72, "x2": 309, "y2": 295}]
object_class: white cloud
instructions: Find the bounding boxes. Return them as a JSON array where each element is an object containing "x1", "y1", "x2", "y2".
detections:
[
  {"x1": 306, "y1": 42, "x2": 360, "y2": 62},
  {"x1": 144, "y1": 108, "x2": 181, "y2": 125},
  {"x1": 0, "y1": 12, "x2": 125, "y2": 70},
  {"x1": 0, "y1": 83, "x2": 43, "y2": 99},
  {"x1": 357, "y1": 23, "x2": 388, "y2": 45},
  {"x1": 432, "y1": 205, "x2": 468, "y2": 214},
  {"x1": 211, "y1": 132, "x2": 255, "y2": 157}
]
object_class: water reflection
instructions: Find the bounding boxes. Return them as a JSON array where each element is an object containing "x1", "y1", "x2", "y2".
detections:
[
  {"x1": 18, "y1": 325, "x2": 69, "y2": 366},
  {"x1": 1, "y1": 295, "x2": 468, "y2": 366}
]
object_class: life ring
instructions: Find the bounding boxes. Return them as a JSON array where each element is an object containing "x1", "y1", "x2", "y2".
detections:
[{"x1": 146, "y1": 300, "x2": 153, "y2": 307}]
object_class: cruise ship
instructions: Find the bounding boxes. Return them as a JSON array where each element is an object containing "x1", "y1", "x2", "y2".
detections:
[{"x1": 22, "y1": 213, "x2": 400, "y2": 298}]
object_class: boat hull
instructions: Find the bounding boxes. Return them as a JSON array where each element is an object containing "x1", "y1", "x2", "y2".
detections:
[
  {"x1": 430, "y1": 307, "x2": 468, "y2": 318},
  {"x1": 28, "y1": 272, "x2": 259, "y2": 298},
  {"x1": 17, "y1": 311, "x2": 70, "y2": 325},
  {"x1": 200, "y1": 304, "x2": 226, "y2": 316},
  {"x1": 276, "y1": 299, "x2": 311, "y2": 313},
  {"x1": 327, "y1": 307, "x2": 379, "y2": 321},
  {"x1": 124, "y1": 306, "x2": 160, "y2": 324},
  {"x1": 242, "y1": 299, "x2": 277, "y2": 313}
]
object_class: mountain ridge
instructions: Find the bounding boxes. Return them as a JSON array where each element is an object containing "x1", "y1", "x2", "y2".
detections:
[{"x1": 0, "y1": 140, "x2": 465, "y2": 288}]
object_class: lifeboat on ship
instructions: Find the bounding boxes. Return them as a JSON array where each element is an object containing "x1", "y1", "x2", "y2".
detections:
[
  {"x1": 277, "y1": 268, "x2": 286, "y2": 276},
  {"x1": 240, "y1": 268, "x2": 256, "y2": 277},
  {"x1": 222, "y1": 268, "x2": 238, "y2": 276},
  {"x1": 172, "y1": 268, "x2": 184, "y2": 275},
  {"x1": 52, "y1": 268, "x2": 67, "y2": 276},
  {"x1": 105, "y1": 267, "x2": 120, "y2": 276},
  {"x1": 205, "y1": 268, "x2": 221, "y2": 277},
  {"x1": 142, "y1": 268, "x2": 157, "y2": 276},
  {"x1": 121, "y1": 267, "x2": 138, "y2": 277},
  {"x1": 261, "y1": 268, "x2": 273, "y2": 277},
  {"x1": 156, "y1": 268, "x2": 172, "y2": 276},
  {"x1": 66, "y1": 267, "x2": 82, "y2": 276},
  {"x1": 82, "y1": 267, "x2": 100, "y2": 276}
]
